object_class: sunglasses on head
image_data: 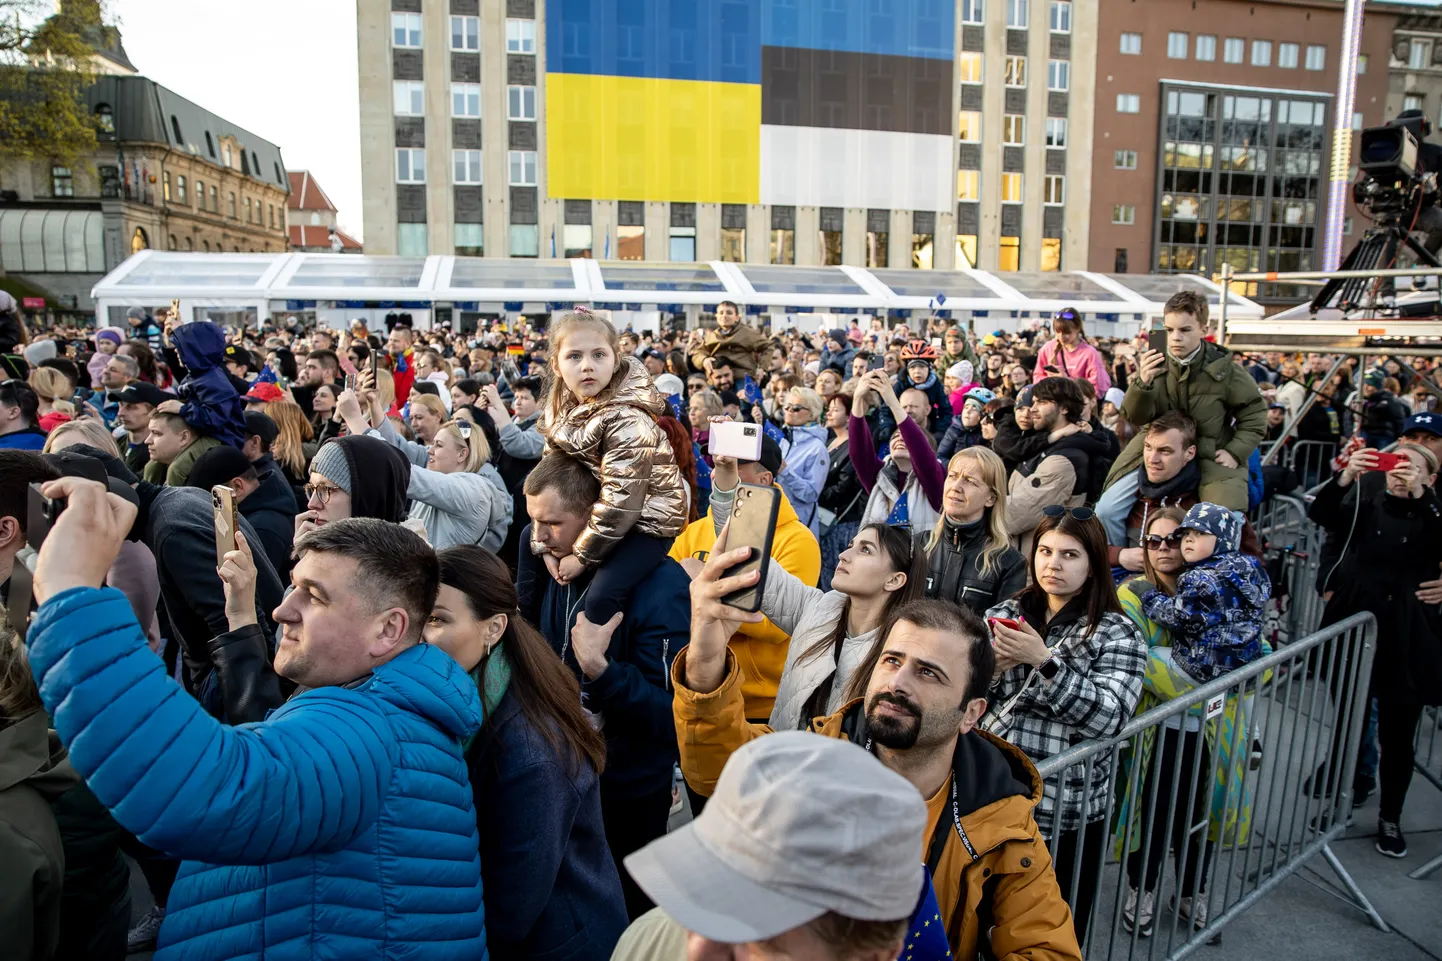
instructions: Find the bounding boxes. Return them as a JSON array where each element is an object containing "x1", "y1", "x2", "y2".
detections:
[
  {"x1": 1142, "y1": 531, "x2": 1185, "y2": 550},
  {"x1": 1041, "y1": 504, "x2": 1095, "y2": 522}
]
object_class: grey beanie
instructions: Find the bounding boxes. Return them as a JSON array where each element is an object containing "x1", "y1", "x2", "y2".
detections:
[
  {"x1": 127, "y1": 305, "x2": 147, "y2": 320},
  {"x1": 310, "y1": 441, "x2": 353, "y2": 495}
]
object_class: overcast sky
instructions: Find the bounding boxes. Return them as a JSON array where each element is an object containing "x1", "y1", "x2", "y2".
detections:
[{"x1": 109, "y1": 0, "x2": 365, "y2": 239}]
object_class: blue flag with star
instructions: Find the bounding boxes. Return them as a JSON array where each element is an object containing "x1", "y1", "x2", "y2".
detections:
[
  {"x1": 740, "y1": 375, "x2": 764, "y2": 406},
  {"x1": 694, "y1": 442, "x2": 712, "y2": 490},
  {"x1": 763, "y1": 420, "x2": 785, "y2": 445},
  {"x1": 900, "y1": 870, "x2": 951, "y2": 961},
  {"x1": 665, "y1": 392, "x2": 685, "y2": 420},
  {"x1": 255, "y1": 364, "x2": 278, "y2": 385}
]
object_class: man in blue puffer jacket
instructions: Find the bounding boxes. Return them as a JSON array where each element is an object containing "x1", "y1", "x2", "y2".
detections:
[{"x1": 23, "y1": 481, "x2": 488, "y2": 961}]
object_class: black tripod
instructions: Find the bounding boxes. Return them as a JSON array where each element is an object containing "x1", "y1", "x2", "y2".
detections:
[{"x1": 1311, "y1": 219, "x2": 1442, "y2": 313}]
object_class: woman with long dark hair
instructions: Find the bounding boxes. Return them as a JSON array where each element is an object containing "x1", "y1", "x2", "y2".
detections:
[
  {"x1": 427, "y1": 547, "x2": 628, "y2": 961},
  {"x1": 982, "y1": 506, "x2": 1146, "y2": 942},
  {"x1": 120, "y1": 340, "x2": 161, "y2": 385}
]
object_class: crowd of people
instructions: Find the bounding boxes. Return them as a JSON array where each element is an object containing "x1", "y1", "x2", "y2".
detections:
[{"x1": 0, "y1": 290, "x2": 1439, "y2": 961}]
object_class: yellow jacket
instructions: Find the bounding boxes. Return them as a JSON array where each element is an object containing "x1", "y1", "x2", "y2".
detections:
[
  {"x1": 671, "y1": 650, "x2": 1083, "y2": 961},
  {"x1": 669, "y1": 488, "x2": 820, "y2": 720}
]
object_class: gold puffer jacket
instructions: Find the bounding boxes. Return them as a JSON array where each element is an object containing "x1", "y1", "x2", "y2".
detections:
[{"x1": 538, "y1": 357, "x2": 687, "y2": 565}]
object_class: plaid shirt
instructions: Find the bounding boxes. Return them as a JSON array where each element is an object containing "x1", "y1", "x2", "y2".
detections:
[{"x1": 981, "y1": 596, "x2": 1147, "y2": 836}]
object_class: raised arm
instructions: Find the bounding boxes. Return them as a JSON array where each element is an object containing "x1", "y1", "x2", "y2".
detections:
[{"x1": 897, "y1": 416, "x2": 945, "y2": 509}]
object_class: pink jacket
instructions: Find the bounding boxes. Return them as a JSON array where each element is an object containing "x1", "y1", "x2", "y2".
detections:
[{"x1": 1032, "y1": 339, "x2": 1112, "y2": 396}]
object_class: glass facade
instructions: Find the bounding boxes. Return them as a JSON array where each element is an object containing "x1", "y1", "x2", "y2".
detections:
[{"x1": 1155, "y1": 84, "x2": 1326, "y2": 300}]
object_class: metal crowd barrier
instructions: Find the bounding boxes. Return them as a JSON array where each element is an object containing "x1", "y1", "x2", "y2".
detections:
[
  {"x1": 1248, "y1": 494, "x2": 1327, "y2": 645},
  {"x1": 1410, "y1": 706, "x2": 1442, "y2": 881},
  {"x1": 1286, "y1": 440, "x2": 1338, "y2": 493},
  {"x1": 1035, "y1": 613, "x2": 1379, "y2": 960}
]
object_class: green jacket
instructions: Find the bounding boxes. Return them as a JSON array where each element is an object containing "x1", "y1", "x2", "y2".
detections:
[
  {"x1": 142, "y1": 435, "x2": 221, "y2": 487},
  {"x1": 1106, "y1": 342, "x2": 1266, "y2": 488}
]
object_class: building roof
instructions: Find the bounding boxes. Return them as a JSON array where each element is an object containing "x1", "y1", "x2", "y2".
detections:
[
  {"x1": 84, "y1": 75, "x2": 288, "y2": 192},
  {"x1": 287, "y1": 170, "x2": 337, "y2": 212},
  {"x1": 288, "y1": 225, "x2": 361, "y2": 250}
]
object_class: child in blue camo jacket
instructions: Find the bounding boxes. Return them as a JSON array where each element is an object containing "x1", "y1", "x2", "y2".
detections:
[{"x1": 1141, "y1": 502, "x2": 1271, "y2": 684}]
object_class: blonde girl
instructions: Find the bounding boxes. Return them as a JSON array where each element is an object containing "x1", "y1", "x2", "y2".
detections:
[
  {"x1": 921, "y1": 446, "x2": 1027, "y2": 613},
  {"x1": 533, "y1": 308, "x2": 686, "y2": 623},
  {"x1": 42, "y1": 417, "x2": 121, "y2": 456},
  {"x1": 263, "y1": 399, "x2": 316, "y2": 494}
]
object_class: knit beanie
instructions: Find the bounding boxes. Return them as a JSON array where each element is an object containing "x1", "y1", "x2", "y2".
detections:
[{"x1": 310, "y1": 441, "x2": 353, "y2": 495}]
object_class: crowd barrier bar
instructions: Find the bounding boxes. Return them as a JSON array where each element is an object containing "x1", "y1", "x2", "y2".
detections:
[
  {"x1": 1248, "y1": 494, "x2": 1327, "y2": 644},
  {"x1": 1035, "y1": 612, "x2": 1379, "y2": 961},
  {"x1": 1409, "y1": 706, "x2": 1442, "y2": 881}
]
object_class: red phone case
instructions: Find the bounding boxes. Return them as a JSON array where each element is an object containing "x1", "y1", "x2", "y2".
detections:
[
  {"x1": 1368, "y1": 452, "x2": 1403, "y2": 472},
  {"x1": 988, "y1": 617, "x2": 1021, "y2": 632}
]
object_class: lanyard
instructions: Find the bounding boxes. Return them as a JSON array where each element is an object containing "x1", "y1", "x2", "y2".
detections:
[{"x1": 864, "y1": 737, "x2": 980, "y2": 871}]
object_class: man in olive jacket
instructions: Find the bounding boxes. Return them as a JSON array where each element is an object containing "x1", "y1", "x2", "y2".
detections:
[
  {"x1": 1102, "y1": 290, "x2": 1266, "y2": 512},
  {"x1": 688, "y1": 301, "x2": 769, "y2": 376}
]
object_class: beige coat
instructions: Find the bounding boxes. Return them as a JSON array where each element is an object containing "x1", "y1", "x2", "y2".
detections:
[{"x1": 539, "y1": 357, "x2": 687, "y2": 565}]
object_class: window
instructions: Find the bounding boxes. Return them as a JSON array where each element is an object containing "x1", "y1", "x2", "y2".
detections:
[
  {"x1": 506, "y1": 18, "x2": 536, "y2": 53},
  {"x1": 455, "y1": 223, "x2": 483, "y2": 257},
  {"x1": 912, "y1": 232, "x2": 934, "y2": 270},
  {"x1": 721, "y1": 227, "x2": 745, "y2": 262},
  {"x1": 958, "y1": 110, "x2": 981, "y2": 141},
  {"x1": 1049, "y1": 1, "x2": 1071, "y2": 32},
  {"x1": 452, "y1": 83, "x2": 481, "y2": 118},
  {"x1": 956, "y1": 169, "x2": 980, "y2": 200},
  {"x1": 958, "y1": 51, "x2": 983, "y2": 83},
  {"x1": 1001, "y1": 172, "x2": 1023, "y2": 202},
  {"x1": 454, "y1": 149, "x2": 483, "y2": 184},
  {"x1": 163, "y1": 171, "x2": 171, "y2": 201},
  {"x1": 1005, "y1": 56, "x2": 1026, "y2": 87},
  {"x1": 1278, "y1": 42, "x2": 1299, "y2": 69},
  {"x1": 669, "y1": 227, "x2": 696, "y2": 262},
  {"x1": 450, "y1": 15, "x2": 479, "y2": 51},
  {"x1": 51, "y1": 166, "x2": 73, "y2": 197},
  {"x1": 507, "y1": 85, "x2": 537, "y2": 120},
  {"x1": 269, "y1": 205, "x2": 275, "y2": 227},
  {"x1": 1196, "y1": 35, "x2": 1216, "y2": 61},
  {"x1": 1046, "y1": 117, "x2": 1067, "y2": 147},
  {"x1": 1251, "y1": 40, "x2": 1271, "y2": 66},
  {"x1": 820, "y1": 228, "x2": 842, "y2": 265},
  {"x1": 228, "y1": 192, "x2": 237, "y2": 218},
  {"x1": 769, "y1": 228, "x2": 794, "y2": 264},
  {"x1": 1357, "y1": 53, "x2": 1368, "y2": 75},
  {"x1": 865, "y1": 228, "x2": 887, "y2": 268},
  {"x1": 1006, "y1": 0, "x2": 1028, "y2": 28},
  {"x1": 194, "y1": 180, "x2": 203, "y2": 208},
  {"x1": 1003, "y1": 115, "x2": 1025, "y2": 144},
  {"x1": 1411, "y1": 40, "x2": 1431, "y2": 70},
  {"x1": 1117, "y1": 93, "x2": 1140, "y2": 113},
  {"x1": 244, "y1": 197, "x2": 252, "y2": 222},
  {"x1": 956, "y1": 234, "x2": 978, "y2": 267},
  {"x1": 1114, "y1": 149, "x2": 1138, "y2": 169},
  {"x1": 508, "y1": 150, "x2": 537, "y2": 185},
  {"x1": 962, "y1": 0, "x2": 983, "y2": 25},
  {"x1": 1113, "y1": 204, "x2": 1136, "y2": 224},
  {"x1": 620, "y1": 225, "x2": 646, "y2": 261},
  {"x1": 177, "y1": 175, "x2": 187, "y2": 204},
  {"x1": 1114, "y1": 248, "x2": 1128, "y2": 273},
  {"x1": 1353, "y1": 112, "x2": 1363, "y2": 131},
  {"x1": 209, "y1": 185, "x2": 217, "y2": 210},
  {"x1": 509, "y1": 224, "x2": 539, "y2": 258},
  {"x1": 1048, "y1": 59, "x2": 1069, "y2": 91},
  {"x1": 1168, "y1": 32, "x2": 1188, "y2": 59},
  {"x1": 394, "y1": 80, "x2": 424, "y2": 116},
  {"x1": 392, "y1": 12, "x2": 421, "y2": 48},
  {"x1": 1224, "y1": 37, "x2": 1244, "y2": 64},
  {"x1": 564, "y1": 225, "x2": 593, "y2": 259},
  {"x1": 1041, "y1": 238, "x2": 1061, "y2": 272},
  {"x1": 1306, "y1": 45, "x2": 1326, "y2": 70},
  {"x1": 1405, "y1": 94, "x2": 1424, "y2": 113},
  {"x1": 94, "y1": 103, "x2": 114, "y2": 134},
  {"x1": 1120, "y1": 32, "x2": 1141, "y2": 55},
  {"x1": 396, "y1": 148, "x2": 426, "y2": 183},
  {"x1": 999, "y1": 236, "x2": 1020, "y2": 271},
  {"x1": 397, "y1": 223, "x2": 428, "y2": 257},
  {"x1": 1043, "y1": 175, "x2": 1064, "y2": 205}
]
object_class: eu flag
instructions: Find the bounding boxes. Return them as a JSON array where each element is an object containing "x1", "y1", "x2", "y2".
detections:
[
  {"x1": 665, "y1": 392, "x2": 685, "y2": 420},
  {"x1": 763, "y1": 420, "x2": 785, "y2": 445},
  {"x1": 740, "y1": 375, "x2": 765, "y2": 406},
  {"x1": 900, "y1": 869, "x2": 952, "y2": 961}
]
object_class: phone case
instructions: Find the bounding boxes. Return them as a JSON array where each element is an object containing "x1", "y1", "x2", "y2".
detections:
[
  {"x1": 1148, "y1": 330, "x2": 1167, "y2": 354},
  {"x1": 721, "y1": 484, "x2": 781, "y2": 613},
  {"x1": 212, "y1": 486, "x2": 239, "y2": 570}
]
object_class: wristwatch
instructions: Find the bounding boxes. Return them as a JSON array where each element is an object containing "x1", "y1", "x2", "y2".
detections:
[{"x1": 1038, "y1": 655, "x2": 1062, "y2": 681}]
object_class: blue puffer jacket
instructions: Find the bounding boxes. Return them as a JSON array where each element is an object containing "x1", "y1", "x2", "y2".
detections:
[
  {"x1": 1141, "y1": 547, "x2": 1271, "y2": 683},
  {"x1": 27, "y1": 587, "x2": 488, "y2": 961},
  {"x1": 172, "y1": 321, "x2": 246, "y2": 449}
]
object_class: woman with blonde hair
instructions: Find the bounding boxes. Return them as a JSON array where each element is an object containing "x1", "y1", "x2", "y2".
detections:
[
  {"x1": 774, "y1": 384, "x2": 829, "y2": 533},
  {"x1": 406, "y1": 392, "x2": 449, "y2": 446},
  {"x1": 920, "y1": 446, "x2": 1027, "y2": 613},
  {"x1": 262, "y1": 399, "x2": 316, "y2": 503},
  {"x1": 337, "y1": 385, "x2": 512, "y2": 551},
  {"x1": 43, "y1": 417, "x2": 121, "y2": 457},
  {"x1": 28, "y1": 366, "x2": 74, "y2": 433}
]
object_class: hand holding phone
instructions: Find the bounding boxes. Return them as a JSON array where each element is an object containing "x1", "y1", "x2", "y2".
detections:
[
  {"x1": 212, "y1": 485, "x2": 239, "y2": 571},
  {"x1": 1367, "y1": 451, "x2": 1404, "y2": 472},
  {"x1": 719, "y1": 484, "x2": 781, "y2": 612},
  {"x1": 710, "y1": 420, "x2": 763, "y2": 461},
  {"x1": 1147, "y1": 328, "x2": 1168, "y2": 355}
]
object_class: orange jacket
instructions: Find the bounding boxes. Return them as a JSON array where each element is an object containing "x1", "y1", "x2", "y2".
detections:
[
  {"x1": 668, "y1": 489, "x2": 820, "y2": 720},
  {"x1": 672, "y1": 650, "x2": 1082, "y2": 961}
]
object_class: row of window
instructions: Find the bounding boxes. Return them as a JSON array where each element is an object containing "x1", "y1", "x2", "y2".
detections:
[
  {"x1": 960, "y1": 0, "x2": 1072, "y2": 32},
  {"x1": 146, "y1": 170, "x2": 280, "y2": 228},
  {"x1": 957, "y1": 52, "x2": 1069, "y2": 91},
  {"x1": 957, "y1": 111, "x2": 1068, "y2": 145},
  {"x1": 956, "y1": 171, "x2": 1064, "y2": 204},
  {"x1": 392, "y1": 13, "x2": 536, "y2": 54},
  {"x1": 396, "y1": 148, "x2": 537, "y2": 186},
  {"x1": 1120, "y1": 31, "x2": 1328, "y2": 71},
  {"x1": 394, "y1": 81, "x2": 537, "y2": 120}
]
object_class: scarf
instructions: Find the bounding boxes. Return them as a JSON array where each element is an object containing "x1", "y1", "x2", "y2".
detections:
[
  {"x1": 462, "y1": 642, "x2": 514, "y2": 753},
  {"x1": 1135, "y1": 457, "x2": 1202, "y2": 503}
]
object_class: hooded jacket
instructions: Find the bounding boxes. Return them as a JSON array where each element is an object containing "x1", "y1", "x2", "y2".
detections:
[
  {"x1": 1360, "y1": 388, "x2": 1407, "y2": 446},
  {"x1": 920, "y1": 515, "x2": 1028, "y2": 616},
  {"x1": 688, "y1": 321, "x2": 769, "y2": 374},
  {"x1": 777, "y1": 423, "x2": 828, "y2": 533},
  {"x1": 171, "y1": 322, "x2": 246, "y2": 449},
  {"x1": 1140, "y1": 505, "x2": 1270, "y2": 684},
  {"x1": 318, "y1": 434, "x2": 413, "y2": 523},
  {"x1": 538, "y1": 358, "x2": 687, "y2": 565},
  {"x1": 1006, "y1": 430, "x2": 1112, "y2": 551},
  {"x1": 27, "y1": 587, "x2": 489, "y2": 961},
  {"x1": 893, "y1": 368, "x2": 951, "y2": 436},
  {"x1": 0, "y1": 425, "x2": 48, "y2": 450},
  {"x1": 0, "y1": 710, "x2": 76, "y2": 961},
  {"x1": 672, "y1": 651, "x2": 1082, "y2": 961}
]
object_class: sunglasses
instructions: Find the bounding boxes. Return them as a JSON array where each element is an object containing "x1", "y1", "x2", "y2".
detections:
[
  {"x1": 785, "y1": 404, "x2": 810, "y2": 413},
  {"x1": 981, "y1": 413, "x2": 995, "y2": 424},
  {"x1": 1142, "y1": 531, "x2": 1185, "y2": 550},
  {"x1": 1041, "y1": 504, "x2": 1095, "y2": 521}
]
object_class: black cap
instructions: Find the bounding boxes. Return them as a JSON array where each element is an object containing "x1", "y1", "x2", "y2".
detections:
[
  {"x1": 244, "y1": 410, "x2": 279, "y2": 450},
  {"x1": 223, "y1": 344, "x2": 252, "y2": 368},
  {"x1": 741, "y1": 434, "x2": 785, "y2": 477},
  {"x1": 641, "y1": 347, "x2": 666, "y2": 361},
  {"x1": 187, "y1": 445, "x2": 256, "y2": 493},
  {"x1": 116, "y1": 382, "x2": 170, "y2": 407}
]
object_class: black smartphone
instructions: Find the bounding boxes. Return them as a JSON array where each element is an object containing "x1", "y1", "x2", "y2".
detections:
[
  {"x1": 371, "y1": 343, "x2": 380, "y2": 381},
  {"x1": 721, "y1": 483, "x2": 781, "y2": 613},
  {"x1": 1148, "y1": 328, "x2": 1167, "y2": 354}
]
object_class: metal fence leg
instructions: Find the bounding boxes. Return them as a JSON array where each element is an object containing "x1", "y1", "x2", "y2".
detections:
[
  {"x1": 1409, "y1": 852, "x2": 1442, "y2": 881},
  {"x1": 1320, "y1": 843, "x2": 1391, "y2": 932}
]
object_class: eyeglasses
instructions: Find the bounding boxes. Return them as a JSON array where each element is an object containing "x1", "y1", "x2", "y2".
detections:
[
  {"x1": 981, "y1": 413, "x2": 995, "y2": 424},
  {"x1": 1042, "y1": 504, "x2": 1095, "y2": 521},
  {"x1": 303, "y1": 483, "x2": 344, "y2": 505},
  {"x1": 1141, "y1": 531, "x2": 1185, "y2": 550}
]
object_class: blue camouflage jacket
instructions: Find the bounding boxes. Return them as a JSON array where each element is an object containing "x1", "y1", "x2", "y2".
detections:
[{"x1": 1141, "y1": 549, "x2": 1270, "y2": 683}]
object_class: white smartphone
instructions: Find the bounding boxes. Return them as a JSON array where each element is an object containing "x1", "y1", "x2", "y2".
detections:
[{"x1": 710, "y1": 420, "x2": 763, "y2": 461}]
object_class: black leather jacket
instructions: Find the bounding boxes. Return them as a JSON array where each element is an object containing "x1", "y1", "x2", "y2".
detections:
[{"x1": 917, "y1": 514, "x2": 1028, "y2": 615}]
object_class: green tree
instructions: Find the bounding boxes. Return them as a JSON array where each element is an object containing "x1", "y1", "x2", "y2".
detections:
[{"x1": 0, "y1": 0, "x2": 106, "y2": 166}]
